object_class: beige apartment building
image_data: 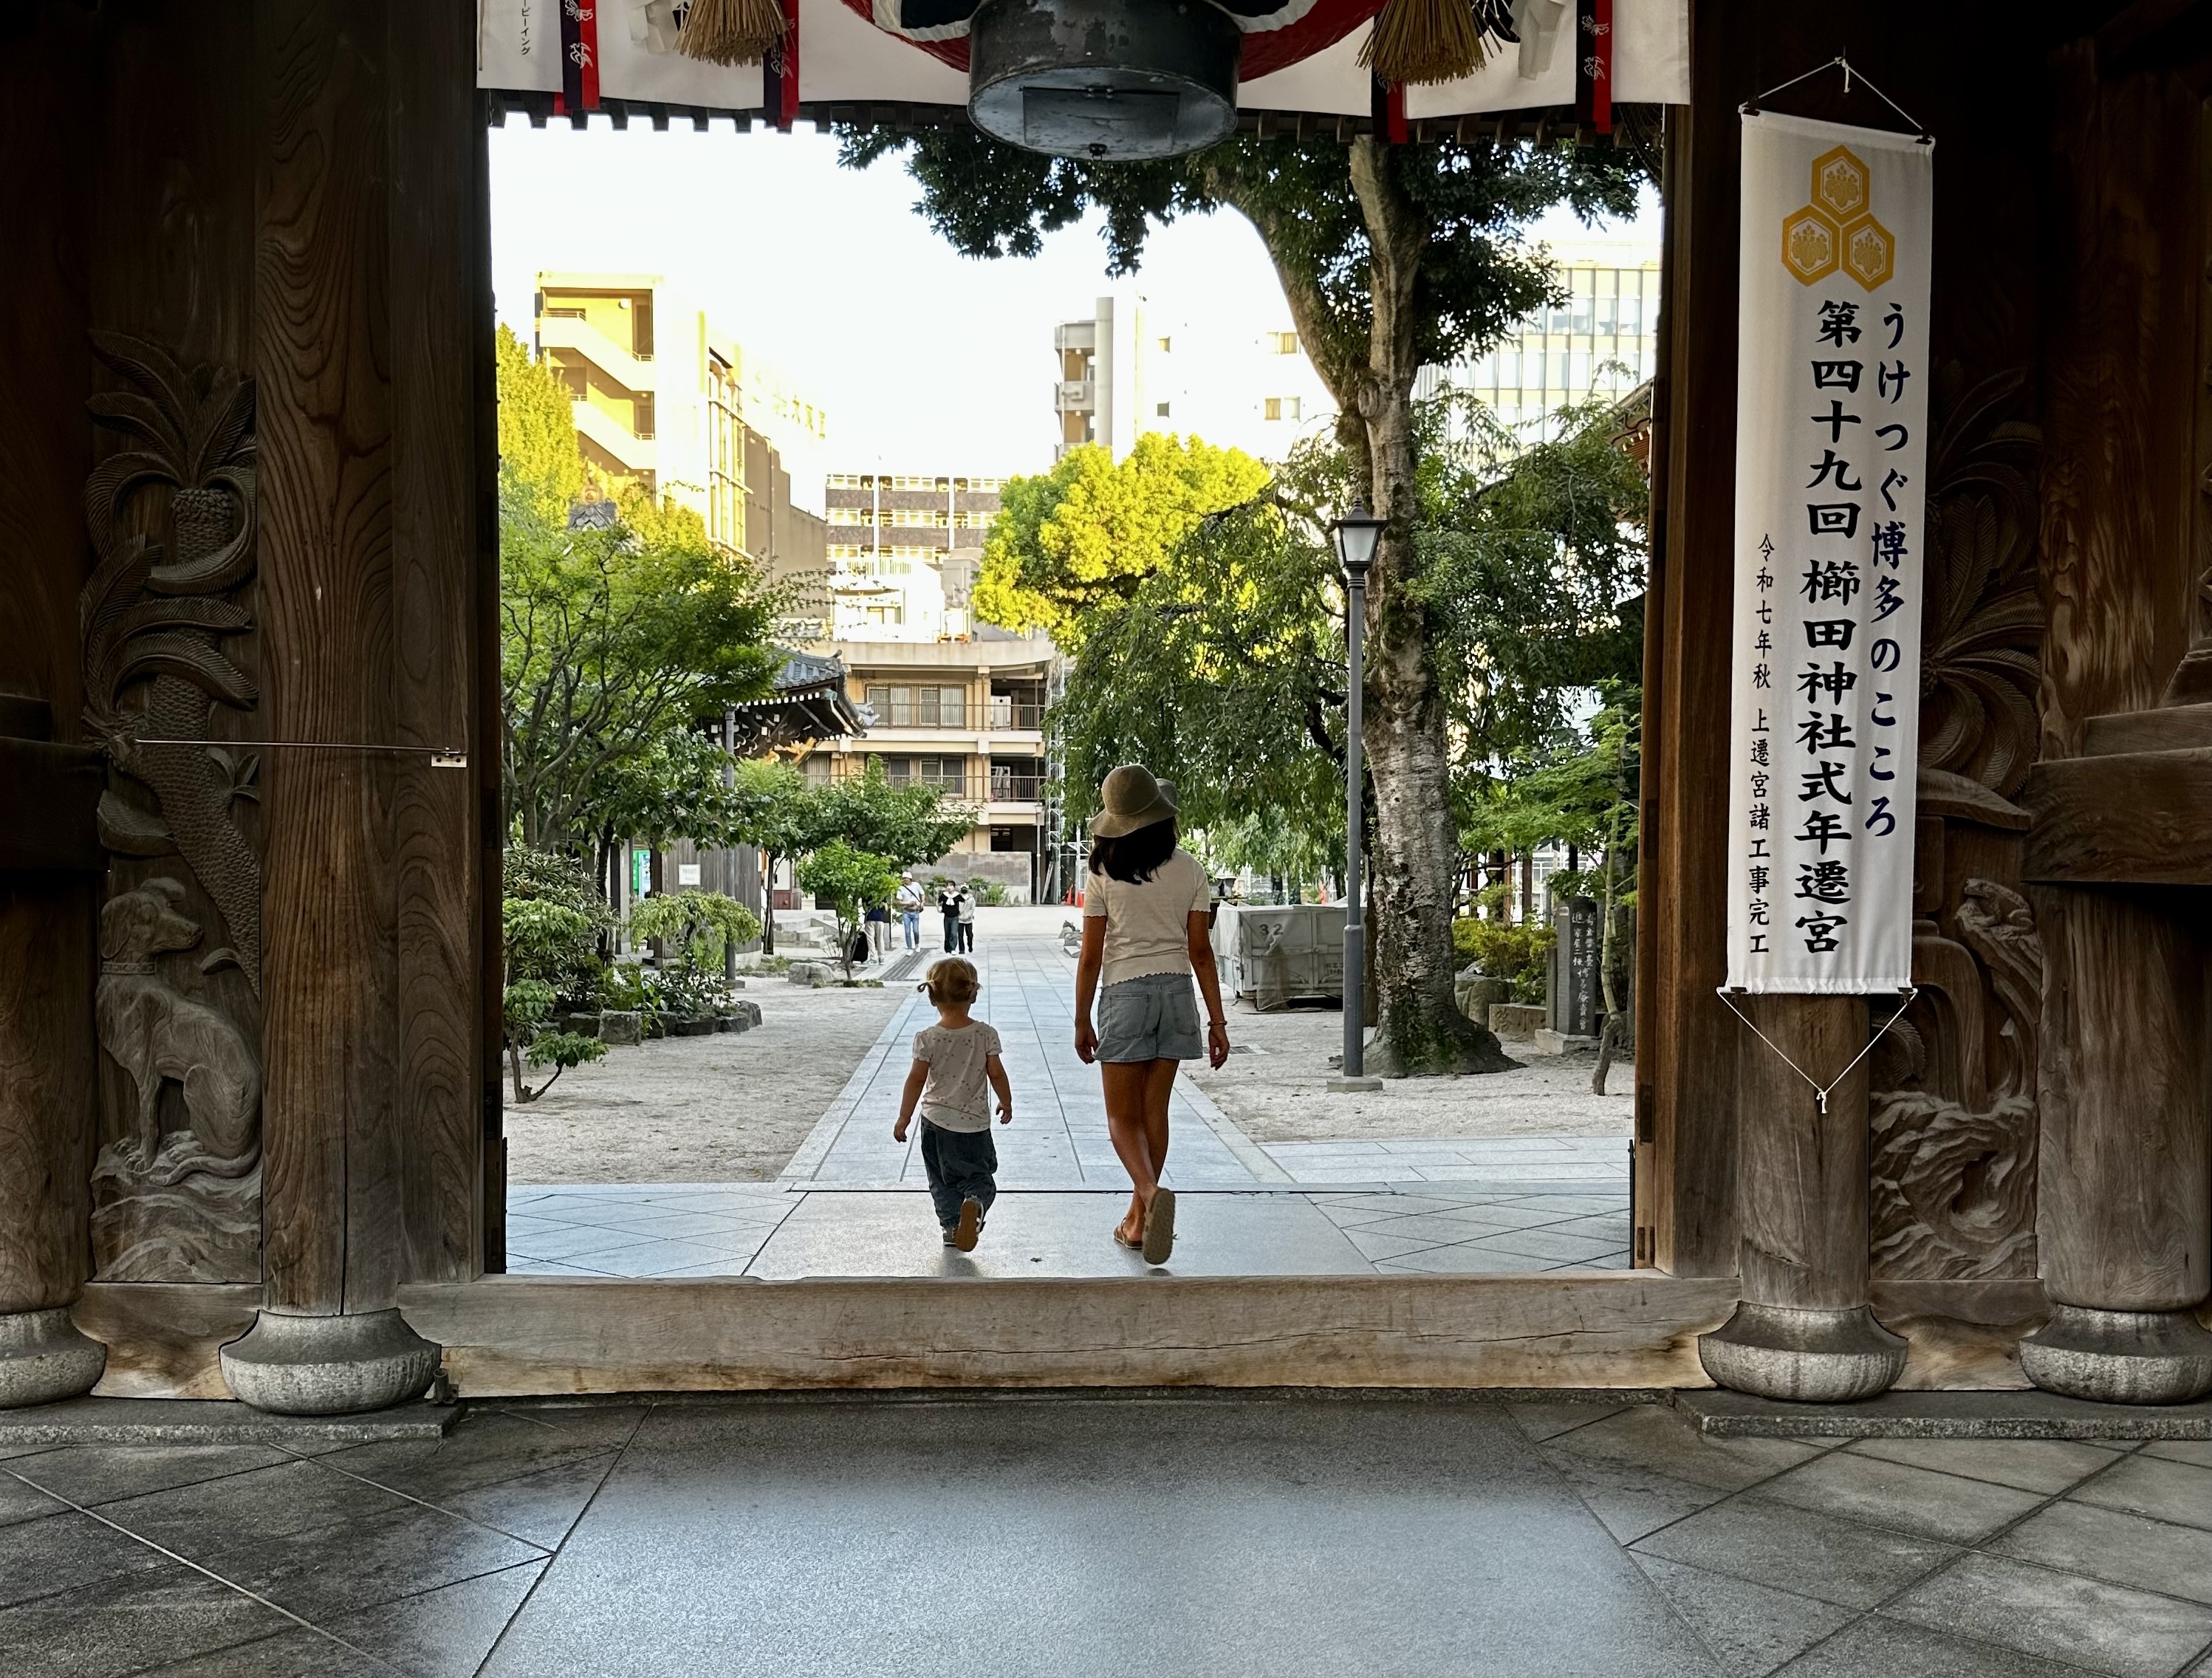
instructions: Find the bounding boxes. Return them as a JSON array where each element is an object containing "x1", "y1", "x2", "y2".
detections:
[{"x1": 533, "y1": 271, "x2": 829, "y2": 578}]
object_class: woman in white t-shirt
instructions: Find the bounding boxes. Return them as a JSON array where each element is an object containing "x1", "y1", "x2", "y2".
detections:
[{"x1": 1073, "y1": 764, "x2": 1231, "y2": 1264}]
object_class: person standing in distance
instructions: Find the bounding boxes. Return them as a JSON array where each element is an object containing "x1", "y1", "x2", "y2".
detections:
[
  {"x1": 956, "y1": 883, "x2": 977, "y2": 953},
  {"x1": 896, "y1": 871, "x2": 924, "y2": 951},
  {"x1": 1072, "y1": 765, "x2": 1230, "y2": 1264}
]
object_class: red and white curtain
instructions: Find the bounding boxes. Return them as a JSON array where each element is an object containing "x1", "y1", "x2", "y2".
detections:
[{"x1": 479, "y1": 0, "x2": 1686, "y2": 118}]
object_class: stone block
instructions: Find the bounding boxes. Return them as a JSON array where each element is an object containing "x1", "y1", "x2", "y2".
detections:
[
  {"x1": 598, "y1": 1010, "x2": 641, "y2": 1047},
  {"x1": 788, "y1": 962, "x2": 832, "y2": 987},
  {"x1": 671, "y1": 1017, "x2": 718, "y2": 1038},
  {"x1": 723, "y1": 999, "x2": 763, "y2": 1029},
  {"x1": 562, "y1": 1012, "x2": 601, "y2": 1038},
  {"x1": 1454, "y1": 973, "x2": 1512, "y2": 1027},
  {"x1": 1489, "y1": 1003, "x2": 1546, "y2": 1041},
  {"x1": 1532, "y1": 1029, "x2": 1598, "y2": 1055}
]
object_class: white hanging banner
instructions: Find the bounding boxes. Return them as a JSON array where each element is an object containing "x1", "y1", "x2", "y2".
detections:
[{"x1": 1725, "y1": 112, "x2": 1934, "y2": 993}]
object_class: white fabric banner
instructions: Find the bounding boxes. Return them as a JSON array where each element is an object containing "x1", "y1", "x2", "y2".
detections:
[{"x1": 1725, "y1": 113, "x2": 1934, "y2": 994}]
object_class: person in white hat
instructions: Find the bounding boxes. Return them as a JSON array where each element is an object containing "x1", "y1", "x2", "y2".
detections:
[{"x1": 1072, "y1": 764, "x2": 1231, "y2": 1264}]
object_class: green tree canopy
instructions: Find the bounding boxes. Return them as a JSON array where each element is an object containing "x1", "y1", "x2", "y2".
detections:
[
  {"x1": 1052, "y1": 433, "x2": 1352, "y2": 864},
  {"x1": 501, "y1": 482, "x2": 778, "y2": 849},
  {"x1": 496, "y1": 323, "x2": 587, "y2": 522},
  {"x1": 497, "y1": 332, "x2": 781, "y2": 852},
  {"x1": 974, "y1": 434, "x2": 1270, "y2": 645}
]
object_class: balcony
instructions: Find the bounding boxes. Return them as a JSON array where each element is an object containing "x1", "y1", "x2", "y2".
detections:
[
  {"x1": 1054, "y1": 379, "x2": 1095, "y2": 414},
  {"x1": 986, "y1": 699, "x2": 1045, "y2": 730},
  {"x1": 538, "y1": 313, "x2": 657, "y2": 397},
  {"x1": 830, "y1": 763, "x2": 1046, "y2": 806}
]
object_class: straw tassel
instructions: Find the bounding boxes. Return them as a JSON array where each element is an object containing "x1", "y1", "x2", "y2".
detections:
[
  {"x1": 1360, "y1": 0, "x2": 1517, "y2": 89},
  {"x1": 677, "y1": 0, "x2": 788, "y2": 67}
]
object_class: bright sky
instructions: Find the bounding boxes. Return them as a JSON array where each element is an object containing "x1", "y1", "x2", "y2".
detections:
[{"x1": 490, "y1": 123, "x2": 1660, "y2": 478}]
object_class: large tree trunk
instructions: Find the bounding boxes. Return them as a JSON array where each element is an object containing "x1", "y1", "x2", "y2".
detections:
[
  {"x1": 1217, "y1": 144, "x2": 1510, "y2": 1075},
  {"x1": 1346, "y1": 140, "x2": 1513, "y2": 1076}
]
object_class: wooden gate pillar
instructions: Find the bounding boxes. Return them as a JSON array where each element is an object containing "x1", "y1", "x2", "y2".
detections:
[
  {"x1": 0, "y1": 705, "x2": 109, "y2": 1407},
  {"x1": 2019, "y1": 803, "x2": 2212, "y2": 1403},
  {"x1": 1699, "y1": 995, "x2": 1908, "y2": 1400},
  {"x1": 212, "y1": 0, "x2": 487, "y2": 1415}
]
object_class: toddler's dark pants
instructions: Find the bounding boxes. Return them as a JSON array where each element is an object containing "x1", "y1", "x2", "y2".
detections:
[{"x1": 920, "y1": 1120, "x2": 998, "y2": 1227}]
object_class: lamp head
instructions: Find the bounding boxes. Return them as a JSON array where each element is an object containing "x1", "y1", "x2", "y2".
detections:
[{"x1": 1332, "y1": 501, "x2": 1384, "y2": 578}]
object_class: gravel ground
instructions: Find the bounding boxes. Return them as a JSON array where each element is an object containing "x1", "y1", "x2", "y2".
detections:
[
  {"x1": 502, "y1": 978, "x2": 905, "y2": 1184},
  {"x1": 1184, "y1": 996, "x2": 1635, "y2": 1144}
]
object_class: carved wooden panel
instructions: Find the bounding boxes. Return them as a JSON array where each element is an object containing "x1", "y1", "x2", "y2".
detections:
[
  {"x1": 1869, "y1": 372, "x2": 2046, "y2": 1281},
  {"x1": 80, "y1": 337, "x2": 264, "y2": 1284}
]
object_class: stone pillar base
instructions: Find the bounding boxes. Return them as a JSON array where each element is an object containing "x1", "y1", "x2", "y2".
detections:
[
  {"x1": 220, "y1": 1308, "x2": 440, "y2": 1416},
  {"x1": 0, "y1": 1308, "x2": 107, "y2": 1409},
  {"x1": 2019, "y1": 1304, "x2": 2212, "y2": 1405},
  {"x1": 1698, "y1": 1302, "x2": 1908, "y2": 1403}
]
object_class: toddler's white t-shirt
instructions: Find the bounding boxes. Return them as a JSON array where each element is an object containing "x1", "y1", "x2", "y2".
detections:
[{"x1": 914, "y1": 1021, "x2": 1001, "y2": 1133}]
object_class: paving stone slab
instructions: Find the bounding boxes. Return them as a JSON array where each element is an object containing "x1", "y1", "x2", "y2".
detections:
[
  {"x1": 0, "y1": 1398, "x2": 456, "y2": 1448},
  {"x1": 1677, "y1": 1388, "x2": 2212, "y2": 1440}
]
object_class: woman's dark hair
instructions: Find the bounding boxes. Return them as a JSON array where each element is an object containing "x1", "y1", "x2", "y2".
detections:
[{"x1": 1089, "y1": 817, "x2": 1178, "y2": 884}]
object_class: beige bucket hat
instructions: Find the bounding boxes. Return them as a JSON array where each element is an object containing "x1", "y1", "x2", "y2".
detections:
[{"x1": 1091, "y1": 764, "x2": 1179, "y2": 839}]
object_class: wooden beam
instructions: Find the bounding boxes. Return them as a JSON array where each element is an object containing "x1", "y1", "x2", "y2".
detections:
[
  {"x1": 402, "y1": 1274, "x2": 1744, "y2": 1396},
  {"x1": 2021, "y1": 749, "x2": 2212, "y2": 883}
]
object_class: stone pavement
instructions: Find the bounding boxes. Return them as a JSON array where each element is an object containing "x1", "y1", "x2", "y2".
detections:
[
  {"x1": 7, "y1": 1392, "x2": 2212, "y2": 1677},
  {"x1": 501, "y1": 928, "x2": 1633, "y2": 1279}
]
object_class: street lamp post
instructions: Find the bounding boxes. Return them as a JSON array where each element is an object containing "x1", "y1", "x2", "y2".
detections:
[{"x1": 1332, "y1": 502, "x2": 1384, "y2": 1091}]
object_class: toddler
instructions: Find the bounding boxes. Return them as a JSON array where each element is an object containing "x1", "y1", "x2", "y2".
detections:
[{"x1": 893, "y1": 956, "x2": 1012, "y2": 1250}]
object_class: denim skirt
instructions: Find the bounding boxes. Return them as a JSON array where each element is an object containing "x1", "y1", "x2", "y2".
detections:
[{"x1": 1095, "y1": 971, "x2": 1204, "y2": 1063}]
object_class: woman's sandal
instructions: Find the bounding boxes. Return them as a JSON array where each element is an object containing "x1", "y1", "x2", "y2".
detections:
[
  {"x1": 1113, "y1": 1226, "x2": 1143, "y2": 1250},
  {"x1": 1141, "y1": 1186, "x2": 1177, "y2": 1265}
]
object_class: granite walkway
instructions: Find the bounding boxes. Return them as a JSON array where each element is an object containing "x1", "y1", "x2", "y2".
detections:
[{"x1": 505, "y1": 930, "x2": 1632, "y2": 1279}]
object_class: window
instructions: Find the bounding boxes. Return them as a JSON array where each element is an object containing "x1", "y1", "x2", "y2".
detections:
[
  {"x1": 1264, "y1": 397, "x2": 1301, "y2": 422},
  {"x1": 865, "y1": 684, "x2": 968, "y2": 727},
  {"x1": 1155, "y1": 402, "x2": 1171, "y2": 418},
  {"x1": 1268, "y1": 331, "x2": 1299, "y2": 354},
  {"x1": 1157, "y1": 336, "x2": 1172, "y2": 352},
  {"x1": 1264, "y1": 397, "x2": 1281, "y2": 421}
]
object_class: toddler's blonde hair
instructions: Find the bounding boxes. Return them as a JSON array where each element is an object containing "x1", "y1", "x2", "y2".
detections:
[{"x1": 921, "y1": 956, "x2": 979, "y2": 1007}]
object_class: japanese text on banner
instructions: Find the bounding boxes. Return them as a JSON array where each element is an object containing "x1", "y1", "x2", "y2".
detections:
[{"x1": 1727, "y1": 114, "x2": 1934, "y2": 993}]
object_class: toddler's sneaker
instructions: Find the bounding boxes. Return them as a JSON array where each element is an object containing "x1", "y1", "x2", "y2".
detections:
[{"x1": 953, "y1": 1197, "x2": 983, "y2": 1252}]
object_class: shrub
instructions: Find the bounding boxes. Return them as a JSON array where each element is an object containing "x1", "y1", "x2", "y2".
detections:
[
  {"x1": 1452, "y1": 915, "x2": 1555, "y2": 1004},
  {"x1": 627, "y1": 888, "x2": 759, "y2": 1020},
  {"x1": 967, "y1": 877, "x2": 1012, "y2": 907}
]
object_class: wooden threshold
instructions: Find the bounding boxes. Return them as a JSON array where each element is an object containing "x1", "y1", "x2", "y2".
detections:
[
  {"x1": 66, "y1": 1275, "x2": 2054, "y2": 1401},
  {"x1": 398, "y1": 1273, "x2": 1740, "y2": 1397}
]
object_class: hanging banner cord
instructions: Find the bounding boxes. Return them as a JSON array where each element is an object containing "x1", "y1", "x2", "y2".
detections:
[
  {"x1": 1716, "y1": 986, "x2": 1917, "y2": 1116},
  {"x1": 1741, "y1": 55, "x2": 1931, "y2": 144}
]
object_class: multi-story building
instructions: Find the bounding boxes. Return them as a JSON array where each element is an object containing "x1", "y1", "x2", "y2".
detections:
[
  {"x1": 819, "y1": 473, "x2": 1007, "y2": 642},
  {"x1": 1417, "y1": 238, "x2": 1663, "y2": 443},
  {"x1": 533, "y1": 270, "x2": 831, "y2": 543},
  {"x1": 1053, "y1": 292, "x2": 1337, "y2": 463},
  {"x1": 799, "y1": 470, "x2": 1058, "y2": 902}
]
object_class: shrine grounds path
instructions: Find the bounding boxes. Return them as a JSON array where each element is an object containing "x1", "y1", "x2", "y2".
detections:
[
  {"x1": 503, "y1": 913, "x2": 1633, "y2": 1281},
  {"x1": 7, "y1": 1392, "x2": 2211, "y2": 1677}
]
